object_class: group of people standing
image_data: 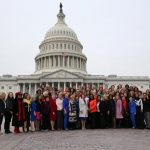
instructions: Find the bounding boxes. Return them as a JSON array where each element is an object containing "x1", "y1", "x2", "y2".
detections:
[{"x1": 0, "y1": 84, "x2": 150, "y2": 135}]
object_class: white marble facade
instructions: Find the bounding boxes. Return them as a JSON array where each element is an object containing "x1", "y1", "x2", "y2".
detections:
[{"x1": 0, "y1": 5, "x2": 150, "y2": 95}]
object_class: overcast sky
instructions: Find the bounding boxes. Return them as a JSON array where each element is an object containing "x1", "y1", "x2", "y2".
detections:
[{"x1": 0, "y1": 0, "x2": 150, "y2": 76}]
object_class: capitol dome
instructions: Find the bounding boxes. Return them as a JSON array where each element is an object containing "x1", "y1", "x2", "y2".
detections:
[
  {"x1": 35, "y1": 4, "x2": 87, "y2": 74},
  {"x1": 44, "y1": 20, "x2": 78, "y2": 41}
]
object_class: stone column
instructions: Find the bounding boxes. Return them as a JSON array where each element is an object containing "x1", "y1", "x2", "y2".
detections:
[
  {"x1": 77, "y1": 57, "x2": 79, "y2": 69},
  {"x1": 91, "y1": 83, "x2": 94, "y2": 89},
  {"x1": 49, "y1": 56, "x2": 52, "y2": 68},
  {"x1": 81, "y1": 59, "x2": 82, "y2": 69},
  {"x1": 17, "y1": 84, "x2": 20, "y2": 92},
  {"x1": 98, "y1": 83, "x2": 100, "y2": 89},
  {"x1": 41, "y1": 59, "x2": 42, "y2": 69},
  {"x1": 47, "y1": 57, "x2": 49, "y2": 68},
  {"x1": 67, "y1": 56, "x2": 70, "y2": 68},
  {"x1": 64, "y1": 82, "x2": 66, "y2": 91},
  {"x1": 40, "y1": 58, "x2": 42, "y2": 69},
  {"x1": 82, "y1": 60, "x2": 84, "y2": 70},
  {"x1": 75, "y1": 57, "x2": 76, "y2": 68},
  {"x1": 58, "y1": 55, "x2": 60, "y2": 67},
  {"x1": 52, "y1": 82, "x2": 54, "y2": 88},
  {"x1": 81, "y1": 82, "x2": 83, "y2": 87},
  {"x1": 80, "y1": 58, "x2": 81, "y2": 69},
  {"x1": 23, "y1": 83, "x2": 25, "y2": 93},
  {"x1": 44, "y1": 57, "x2": 47, "y2": 68},
  {"x1": 29, "y1": 83, "x2": 31, "y2": 95},
  {"x1": 72, "y1": 56, "x2": 74, "y2": 68},
  {"x1": 70, "y1": 82, "x2": 72, "y2": 88},
  {"x1": 53, "y1": 56, "x2": 55, "y2": 67},
  {"x1": 58, "y1": 82, "x2": 60, "y2": 90},
  {"x1": 76, "y1": 82, "x2": 78, "y2": 89},
  {"x1": 34, "y1": 83, "x2": 37, "y2": 94},
  {"x1": 63, "y1": 56, "x2": 64, "y2": 67}
]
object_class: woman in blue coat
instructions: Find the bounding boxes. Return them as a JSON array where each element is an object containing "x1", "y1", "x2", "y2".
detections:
[
  {"x1": 63, "y1": 94, "x2": 69, "y2": 130},
  {"x1": 30, "y1": 97, "x2": 36, "y2": 132},
  {"x1": 129, "y1": 97, "x2": 136, "y2": 128}
]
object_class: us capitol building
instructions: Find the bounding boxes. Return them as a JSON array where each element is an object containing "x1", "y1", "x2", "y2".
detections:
[{"x1": 0, "y1": 4, "x2": 150, "y2": 95}]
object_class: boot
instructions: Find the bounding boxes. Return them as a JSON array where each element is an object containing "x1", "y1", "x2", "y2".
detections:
[
  {"x1": 17, "y1": 127, "x2": 21, "y2": 133},
  {"x1": 14, "y1": 127, "x2": 18, "y2": 133}
]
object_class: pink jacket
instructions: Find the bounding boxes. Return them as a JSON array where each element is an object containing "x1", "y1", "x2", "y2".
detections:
[{"x1": 116, "y1": 99, "x2": 123, "y2": 119}]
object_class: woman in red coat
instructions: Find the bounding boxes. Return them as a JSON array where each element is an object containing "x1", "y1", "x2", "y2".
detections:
[{"x1": 49, "y1": 95, "x2": 57, "y2": 130}]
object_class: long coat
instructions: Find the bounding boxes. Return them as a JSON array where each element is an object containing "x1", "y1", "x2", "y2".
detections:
[
  {"x1": 49, "y1": 98, "x2": 57, "y2": 121},
  {"x1": 12, "y1": 98, "x2": 25, "y2": 127},
  {"x1": 116, "y1": 99, "x2": 123, "y2": 119},
  {"x1": 79, "y1": 97, "x2": 89, "y2": 118},
  {"x1": 30, "y1": 101, "x2": 36, "y2": 121}
]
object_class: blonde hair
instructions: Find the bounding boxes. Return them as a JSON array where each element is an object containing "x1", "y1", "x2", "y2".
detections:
[
  {"x1": 70, "y1": 95, "x2": 75, "y2": 100},
  {"x1": 0, "y1": 92, "x2": 6, "y2": 100}
]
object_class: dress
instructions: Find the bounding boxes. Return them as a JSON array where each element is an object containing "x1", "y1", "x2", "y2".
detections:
[
  {"x1": 79, "y1": 97, "x2": 89, "y2": 119},
  {"x1": 49, "y1": 98, "x2": 57, "y2": 121}
]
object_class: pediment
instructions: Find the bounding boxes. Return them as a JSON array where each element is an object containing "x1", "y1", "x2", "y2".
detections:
[{"x1": 41, "y1": 70, "x2": 82, "y2": 79}]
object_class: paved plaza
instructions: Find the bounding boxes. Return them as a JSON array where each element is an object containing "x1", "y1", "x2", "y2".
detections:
[{"x1": 0, "y1": 129, "x2": 150, "y2": 150}]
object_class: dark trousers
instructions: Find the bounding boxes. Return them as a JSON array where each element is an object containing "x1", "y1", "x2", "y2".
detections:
[
  {"x1": 130, "y1": 113, "x2": 136, "y2": 128},
  {"x1": 136, "y1": 110, "x2": 144, "y2": 129},
  {"x1": 100, "y1": 114, "x2": 106, "y2": 128},
  {"x1": 0, "y1": 114, "x2": 3, "y2": 131},
  {"x1": 42, "y1": 114, "x2": 50, "y2": 130},
  {"x1": 122, "y1": 115, "x2": 131, "y2": 128},
  {"x1": 96, "y1": 112, "x2": 101, "y2": 128},
  {"x1": 90, "y1": 112, "x2": 97, "y2": 129},
  {"x1": 116, "y1": 119, "x2": 122, "y2": 128},
  {"x1": 64, "y1": 115, "x2": 68, "y2": 129},
  {"x1": 57, "y1": 110, "x2": 63, "y2": 130},
  {"x1": 4, "y1": 111, "x2": 12, "y2": 132}
]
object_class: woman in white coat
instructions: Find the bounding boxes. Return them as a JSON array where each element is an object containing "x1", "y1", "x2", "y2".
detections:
[{"x1": 79, "y1": 94, "x2": 89, "y2": 130}]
